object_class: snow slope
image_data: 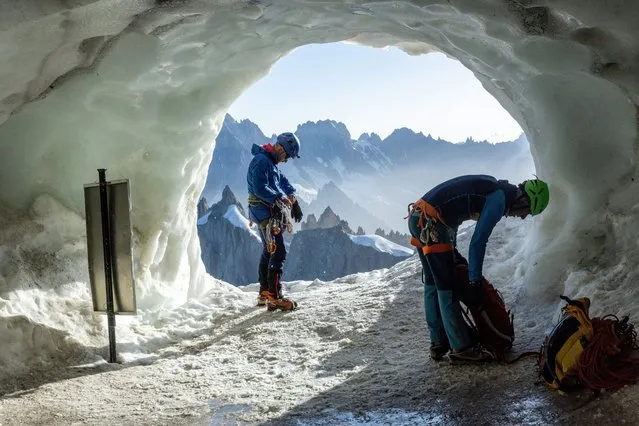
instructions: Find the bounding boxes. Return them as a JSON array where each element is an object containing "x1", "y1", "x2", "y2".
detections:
[
  {"x1": 223, "y1": 205, "x2": 261, "y2": 242},
  {"x1": 348, "y1": 234, "x2": 414, "y2": 257}
]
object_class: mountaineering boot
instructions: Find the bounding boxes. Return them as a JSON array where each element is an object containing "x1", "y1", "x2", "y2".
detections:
[
  {"x1": 266, "y1": 297, "x2": 298, "y2": 312},
  {"x1": 265, "y1": 269, "x2": 297, "y2": 311},
  {"x1": 429, "y1": 342, "x2": 451, "y2": 361},
  {"x1": 257, "y1": 290, "x2": 272, "y2": 307},
  {"x1": 448, "y1": 344, "x2": 494, "y2": 364}
]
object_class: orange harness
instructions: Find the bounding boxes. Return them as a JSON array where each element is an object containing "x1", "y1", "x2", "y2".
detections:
[{"x1": 407, "y1": 199, "x2": 454, "y2": 255}]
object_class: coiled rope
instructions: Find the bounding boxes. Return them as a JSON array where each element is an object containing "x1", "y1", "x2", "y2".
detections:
[{"x1": 578, "y1": 315, "x2": 639, "y2": 391}]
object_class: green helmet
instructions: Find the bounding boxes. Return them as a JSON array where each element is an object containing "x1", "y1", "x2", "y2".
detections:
[{"x1": 523, "y1": 179, "x2": 550, "y2": 215}]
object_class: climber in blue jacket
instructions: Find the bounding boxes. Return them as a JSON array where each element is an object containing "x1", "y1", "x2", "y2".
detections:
[
  {"x1": 247, "y1": 132, "x2": 303, "y2": 311},
  {"x1": 407, "y1": 175, "x2": 550, "y2": 363}
]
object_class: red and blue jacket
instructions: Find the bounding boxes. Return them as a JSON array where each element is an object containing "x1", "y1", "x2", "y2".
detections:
[{"x1": 247, "y1": 144, "x2": 296, "y2": 223}]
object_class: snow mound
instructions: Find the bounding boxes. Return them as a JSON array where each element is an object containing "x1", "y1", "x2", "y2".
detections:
[{"x1": 348, "y1": 234, "x2": 413, "y2": 257}]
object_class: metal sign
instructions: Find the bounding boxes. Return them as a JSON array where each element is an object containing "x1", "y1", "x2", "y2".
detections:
[{"x1": 84, "y1": 177, "x2": 137, "y2": 314}]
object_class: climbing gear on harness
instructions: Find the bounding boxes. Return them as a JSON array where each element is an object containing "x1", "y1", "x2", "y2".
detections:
[
  {"x1": 249, "y1": 195, "x2": 294, "y2": 254},
  {"x1": 455, "y1": 257, "x2": 514, "y2": 361},
  {"x1": 406, "y1": 199, "x2": 453, "y2": 255},
  {"x1": 276, "y1": 132, "x2": 301, "y2": 158},
  {"x1": 247, "y1": 193, "x2": 268, "y2": 207},
  {"x1": 523, "y1": 179, "x2": 550, "y2": 215},
  {"x1": 271, "y1": 220, "x2": 281, "y2": 235}
]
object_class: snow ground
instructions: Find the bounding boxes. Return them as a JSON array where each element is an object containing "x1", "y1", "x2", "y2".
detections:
[{"x1": 1, "y1": 220, "x2": 637, "y2": 425}]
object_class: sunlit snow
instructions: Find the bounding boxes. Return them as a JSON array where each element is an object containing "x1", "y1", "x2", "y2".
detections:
[
  {"x1": 348, "y1": 234, "x2": 413, "y2": 257},
  {"x1": 223, "y1": 205, "x2": 262, "y2": 242}
]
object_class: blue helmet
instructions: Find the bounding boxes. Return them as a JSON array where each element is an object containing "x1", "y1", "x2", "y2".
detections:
[{"x1": 276, "y1": 132, "x2": 301, "y2": 159}]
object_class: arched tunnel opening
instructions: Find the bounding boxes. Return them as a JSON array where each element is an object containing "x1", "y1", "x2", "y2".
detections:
[
  {"x1": 200, "y1": 41, "x2": 536, "y2": 285},
  {"x1": 0, "y1": 1, "x2": 638, "y2": 423}
]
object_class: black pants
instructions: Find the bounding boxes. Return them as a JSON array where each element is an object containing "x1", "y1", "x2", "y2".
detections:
[{"x1": 257, "y1": 219, "x2": 286, "y2": 297}]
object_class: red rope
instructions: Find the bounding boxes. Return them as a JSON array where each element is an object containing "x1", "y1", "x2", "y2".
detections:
[{"x1": 578, "y1": 315, "x2": 639, "y2": 391}]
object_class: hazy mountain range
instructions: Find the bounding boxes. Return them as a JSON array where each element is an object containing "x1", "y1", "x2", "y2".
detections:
[{"x1": 202, "y1": 114, "x2": 534, "y2": 232}]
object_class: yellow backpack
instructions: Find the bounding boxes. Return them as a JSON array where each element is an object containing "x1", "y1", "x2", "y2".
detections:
[
  {"x1": 538, "y1": 296, "x2": 593, "y2": 392},
  {"x1": 539, "y1": 295, "x2": 639, "y2": 393}
]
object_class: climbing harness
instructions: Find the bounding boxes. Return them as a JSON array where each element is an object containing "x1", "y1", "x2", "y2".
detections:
[
  {"x1": 248, "y1": 194, "x2": 294, "y2": 254},
  {"x1": 406, "y1": 199, "x2": 453, "y2": 254}
]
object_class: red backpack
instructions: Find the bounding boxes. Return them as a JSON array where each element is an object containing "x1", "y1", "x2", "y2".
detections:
[{"x1": 454, "y1": 257, "x2": 514, "y2": 360}]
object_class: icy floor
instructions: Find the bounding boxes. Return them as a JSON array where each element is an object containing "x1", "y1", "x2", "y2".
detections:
[{"x1": 0, "y1": 221, "x2": 638, "y2": 425}]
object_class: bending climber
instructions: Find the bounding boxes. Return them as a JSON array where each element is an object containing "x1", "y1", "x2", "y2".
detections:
[
  {"x1": 247, "y1": 132, "x2": 304, "y2": 311},
  {"x1": 407, "y1": 175, "x2": 550, "y2": 363}
]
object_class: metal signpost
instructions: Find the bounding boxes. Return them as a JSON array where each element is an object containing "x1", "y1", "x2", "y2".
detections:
[{"x1": 84, "y1": 169, "x2": 136, "y2": 363}]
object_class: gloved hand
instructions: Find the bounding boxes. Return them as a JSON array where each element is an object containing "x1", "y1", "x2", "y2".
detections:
[
  {"x1": 273, "y1": 199, "x2": 285, "y2": 216},
  {"x1": 466, "y1": 279, "x2": 484, "y2": 308},
  {"x1": 291, "y1": 200, "x2": 303, "y2": 223}
]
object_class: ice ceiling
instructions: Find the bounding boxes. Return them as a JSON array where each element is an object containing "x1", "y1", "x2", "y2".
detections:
[{"x1": 0, "y1": 0, "x2": 638, "y2": 311}]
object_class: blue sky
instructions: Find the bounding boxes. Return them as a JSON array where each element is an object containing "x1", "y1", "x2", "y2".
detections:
[{"x1": 228, "y1": 42, "x2": 522, "y2": 143}]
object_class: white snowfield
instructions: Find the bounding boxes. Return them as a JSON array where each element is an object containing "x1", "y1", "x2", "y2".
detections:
[
  {"x1": 349, "y1": 234, "x2": 414, "y2": 257},
  {"x1": 0, "y1": 0, "x2": 639, "y2": 424}
]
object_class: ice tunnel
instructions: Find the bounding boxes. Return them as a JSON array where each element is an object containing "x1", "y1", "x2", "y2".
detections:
[{"x1": 0, "y1": 0, "x2": 638, "y2": 375}]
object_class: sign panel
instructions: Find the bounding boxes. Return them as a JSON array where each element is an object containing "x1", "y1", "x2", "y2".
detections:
[{"x1": 84, "y1": 179, "x2": 137, "y2": 314}]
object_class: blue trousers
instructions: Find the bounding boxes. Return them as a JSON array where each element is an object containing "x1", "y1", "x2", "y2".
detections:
[{"x1": 409, "y1": 213, "x2": 472, "y2": 350}]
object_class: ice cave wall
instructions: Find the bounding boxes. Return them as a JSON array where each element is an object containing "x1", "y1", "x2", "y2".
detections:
[{"x1": 0, "y1": 0, "x2": 638, "y2": 309}]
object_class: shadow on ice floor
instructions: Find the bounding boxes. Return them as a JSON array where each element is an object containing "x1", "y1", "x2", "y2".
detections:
[{"x1": 212, "y1": 274, "x2": 638, "y2": 426}]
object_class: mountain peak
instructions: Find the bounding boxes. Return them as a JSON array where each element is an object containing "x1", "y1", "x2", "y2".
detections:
[
  {"x1": 223, "y1": 113, "x2": 237, "y2": 126},
  {"x1": 207, "y1": 186, "x2": 247, "y2": 219},
  {"x1": 317, "y1": 206, "x2": 340, "y2": 229},
  {"x1": 197, "y1": 198, "x2": 210, "y2": 218},
  {"x1": 357, "y1": 132, "x2": 382, "y2": 145},
  {"x1": 323, "y1": 181, "x2": 340, "y2": 190},
  {"x1": 296, "y1": 119, "x2": 352, "y2": 141},
  {"x1": 221, "y1": 185, "x2": 239, "y2": 206}
]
